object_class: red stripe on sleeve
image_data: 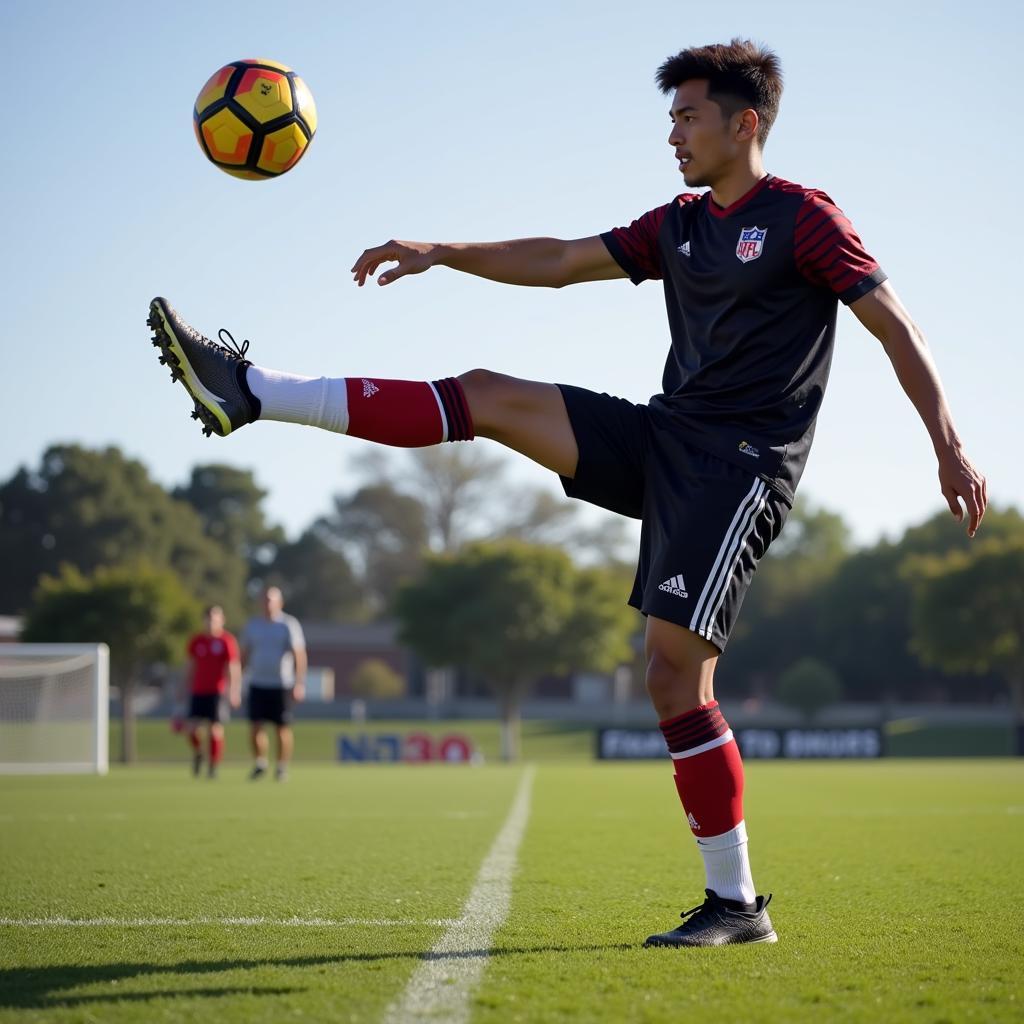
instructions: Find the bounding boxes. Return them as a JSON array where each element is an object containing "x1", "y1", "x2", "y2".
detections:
[
  {"x1": 795, "y1": 193, "x2": 882, "y2": 301},
  {"x1": 606, "y1": 202, "x2": 673, "y2": 282}
]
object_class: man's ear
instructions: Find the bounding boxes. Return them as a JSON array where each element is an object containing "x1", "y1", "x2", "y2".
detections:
[{"x1": 735, "y1": 108, "x2": 759, "y2": 143}]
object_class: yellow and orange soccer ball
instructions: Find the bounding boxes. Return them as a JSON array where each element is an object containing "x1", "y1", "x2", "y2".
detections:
[{"x1": 193, "y1": 59, "x2": 317, "y2": 180}]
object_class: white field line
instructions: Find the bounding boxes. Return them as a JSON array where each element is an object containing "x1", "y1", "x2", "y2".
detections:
[
  {"x1": 0, "y1": 916, "x2": 456, "y2": 928},
  {"x1": 383, "y1": 766, "x2": 536, "y2": 1024}
]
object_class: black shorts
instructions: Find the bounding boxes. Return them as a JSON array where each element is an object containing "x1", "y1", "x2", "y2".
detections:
[
  {"x1": 188, "y1": 693, "x2": 227, "y2": 723},
  {"x1": 248, "y1": 685, "x2": 293, "y2": 726},
  {"x1": 558, "y1": 385, "x2": 790, "y2": 651}
]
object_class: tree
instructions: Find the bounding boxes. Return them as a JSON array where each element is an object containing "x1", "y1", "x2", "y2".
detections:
[
  {"x1": 21, "y1": 563, "x2": 200, "y2": 763},
  {"x1": 345, "y1": 446, "x2": 632, "y2": 569},
  {"x1": 350, "y1": 658, "x2": 406, "y2": 699},
  {"x1": 724, "y1": 500, "x2": 852, "y2": 693},
  {"x1": 908, "y1": 540, "x2": 1024, "y2": 722},
  {"x1": 319, "y1": 482, "x2": 430, "y2": 617},
  {"x1": 173, "y1": 463, "x2": 285, "y2": 581},
  {"x1": 498, "y1": 487, "x2": 634, "y2": 567},
  {"x1": 812, "y1": 507, "x2": 1024, "y2": 702},
  {"x1": 0, "y1": 445, "x2": 247, "y2": 623},
  {"x1": 267, "y1": 525, "x2": 366, "y2": 622},
  {"x1": 395, "y1": 541, "x2": 634, "y2": 759},
  {"x1": 776, "y1": 657, "x2": 842, "y2": 720}
]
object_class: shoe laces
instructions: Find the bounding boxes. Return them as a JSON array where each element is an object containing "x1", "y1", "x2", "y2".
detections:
[
  {"x1": 216, "y1": 328, "x2": 251, "y2": 360},
  {"x1": 679, "y1": 891, "x2": 717, "y2": 923}
]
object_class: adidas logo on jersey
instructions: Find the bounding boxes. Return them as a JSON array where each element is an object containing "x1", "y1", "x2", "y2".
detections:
[
  {"x1": 362, "y1": 379, "x2": 380, "y2": 398},
  {"x1": 676, "y1": 241, "x2": 691, "y2": 257},
  {"x1": 658, "y1": 575, "x2": 688, "y2": 598},
  {"x1": 687, "y1": 812, "x2": 700, "y2": 831}
]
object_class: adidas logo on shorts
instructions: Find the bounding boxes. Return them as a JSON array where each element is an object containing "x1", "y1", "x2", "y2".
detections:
[{"x1": 658, "y1": 574, "x2": 688, "y2": 598}]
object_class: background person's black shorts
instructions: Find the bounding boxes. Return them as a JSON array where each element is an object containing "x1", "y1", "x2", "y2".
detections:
[
  {"x1": 188, "y1": 693, "x2": 227, "y2": 723},
  {"x1": 248, "y1": 685, "x2": 293, "y2": 726},
  {"x1": 557, "y1": 385, "x2": 790, "y2": 651}
]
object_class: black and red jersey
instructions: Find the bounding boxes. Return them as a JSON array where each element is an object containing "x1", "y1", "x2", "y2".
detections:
[{"x1": 601, "y1": 174, "x2": 885, "y2": 502}]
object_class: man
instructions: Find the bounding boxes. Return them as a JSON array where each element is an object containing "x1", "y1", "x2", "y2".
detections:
[
  {"x1": 241, "y1": 586, "x2": 306, "y2": 781},
  {"x1": 147, "y1": 40, "x2": 986, "y2": 944},
  {"x1": 182, "y1": 605, "x2": 241, "y2": 779}
]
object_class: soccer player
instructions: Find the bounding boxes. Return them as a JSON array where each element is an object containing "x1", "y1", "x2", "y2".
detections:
[
  {"x1": 241, "y1": 586, "x2": 306, "y2": 782},
  {"x1": 148, "y1": 40, "x2": 986, "y2": 945},
  {"x1": 182, "y1": 605, "x2": 241, "y2": 779}
]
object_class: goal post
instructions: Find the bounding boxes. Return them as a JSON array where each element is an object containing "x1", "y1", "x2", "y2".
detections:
[{"x1": 0, "y1": 644, "x2": 109, "y2": 775}]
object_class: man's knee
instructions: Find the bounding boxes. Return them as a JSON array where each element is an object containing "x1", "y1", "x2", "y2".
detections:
[
  {"x1": 458, "y1": 369, "x2": 518, "y2": 428},
  {"x1": 644, "y1": 619, "x2": 718, "y2": 718},
  {"x1": 646, "y1": 650, "x2": 705, "y2": 713}
]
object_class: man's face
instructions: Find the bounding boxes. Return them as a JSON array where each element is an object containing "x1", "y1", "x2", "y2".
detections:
[
  {"x1": 667, "y1": 80, "x2": 742, "y2": 188},
  {"x1": 263, "y1": 588, "x2": 283, "y2": 617},
  {"x1": 206, "y1": 607, "x2": 224, "y2": 633}
]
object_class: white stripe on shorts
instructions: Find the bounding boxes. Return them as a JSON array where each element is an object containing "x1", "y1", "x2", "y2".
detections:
[{"x1": 689, "y1": 479, "x2": 768, "y2": 641}]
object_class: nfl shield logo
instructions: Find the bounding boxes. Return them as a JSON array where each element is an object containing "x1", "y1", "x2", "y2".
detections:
[{"x1": 736, "y1": 226, "x2": 767, "y2": 263}]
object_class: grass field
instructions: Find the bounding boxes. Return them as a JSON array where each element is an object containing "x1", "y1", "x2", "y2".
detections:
[{"x1": 1, "y1": 759, "x2": 1022, "y2": 1023}]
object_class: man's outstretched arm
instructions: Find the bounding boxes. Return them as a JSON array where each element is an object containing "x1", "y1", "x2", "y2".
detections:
[
  {"x1": 351, "y1": 235, "x2": 626, "y2": 289},
  {"x1": 850, "y1": 281, "x2": 987, "y2": 536}
]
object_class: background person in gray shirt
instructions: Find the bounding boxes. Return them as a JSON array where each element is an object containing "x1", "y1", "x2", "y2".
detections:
[{"x1": 241, "y1": 586, "x2": 306, "y2": 781}]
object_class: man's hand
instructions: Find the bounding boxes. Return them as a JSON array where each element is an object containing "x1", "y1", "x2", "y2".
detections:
[
  {"x1": 292, "y1": 682, "x2": 305, "y2": 703},
  {"x1": 937, "y1": 445, "x2": 987, "y2": 538},
  {"x1": 351, "y1": 240, "x2": 440, "y2": 287}
]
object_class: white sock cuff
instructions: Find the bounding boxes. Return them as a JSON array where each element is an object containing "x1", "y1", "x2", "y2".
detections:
[
  {"x1": 694, "y1": 820, "x2": 748, "y2": 852},
  {"x1": 246, "y1": 366, "x2": 350, "y2": 434}
]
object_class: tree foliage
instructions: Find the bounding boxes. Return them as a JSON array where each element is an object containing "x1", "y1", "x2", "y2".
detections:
[
  {"x1": 173, "y1": 463, "x2": 285, "y2": 579},
  {"x1": 0, "y1": 445, "x2": 246, "y2": 622},
  {"x1": 395, "y1": 541, "x2": 634, "y2": 758},
  {"x1": 268, "y1": 525, "x2": 365, "y2": 622},
  {"x1": 320, "y1": 483, "x2": 430, "y2": 618},
  {"x1": 907, "y1": 540, "x2": 1024, "y2": 718},
  {"x1": 21, "y1": 562, "x2": 200, "y2": 762},
  {"x1": 776, "y1": 657, "x2": 842, "y2": 720},
  {"x1": 350, "y1": 658, "x2": 406, "y2": 699}
]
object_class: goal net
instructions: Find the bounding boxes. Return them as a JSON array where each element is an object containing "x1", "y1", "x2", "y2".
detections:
[{"x1": 0, "y1": 644, "x2": 109, "y2": 774}]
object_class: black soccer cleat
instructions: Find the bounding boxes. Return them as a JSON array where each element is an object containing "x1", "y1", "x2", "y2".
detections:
[
  {"x1": 249, "y1": 763, "x2": 267, "y2": 781},
  {"x1": 643, "y1": 889, "x2": 778, "y2": 948},
  {"x1": 192, "y1": 751, "x2": 203, "y2": 778},
  {"x1": 147, "y1": 297, "x2": 261, "y2": 437}
]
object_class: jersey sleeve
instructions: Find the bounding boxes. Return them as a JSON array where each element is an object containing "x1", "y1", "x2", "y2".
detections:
[
  {"x1": 186, "y1": 635, "x2": 199, "y2": 658},
  {"x1": 286, "y1": 616, "x2": 306, "y2": 651},
  {"x1": 600, "y1": 203, "x2": 671, "y2": 285},
  {"x1": 223, "y1": 632, "x2": 240, "y2": 662},
  {"x1": 794, "y1": 192, "x2": 886, "y2": 304}
]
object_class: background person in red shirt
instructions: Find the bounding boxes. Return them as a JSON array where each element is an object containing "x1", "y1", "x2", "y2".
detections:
[{"x1": 181, "y1": 605, "x2": 241, "y2": 778}]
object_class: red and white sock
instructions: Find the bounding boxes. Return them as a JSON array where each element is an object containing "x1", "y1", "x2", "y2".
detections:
[
  {"x1": 659, "y1": 701, "x2": 756, "y2": 905},
  {"x1": 246, "y1": 367, "x2": 474, "y2": 444},
  {"x1": 209, "y1": 732, "x2": 223, "y2": 765}
]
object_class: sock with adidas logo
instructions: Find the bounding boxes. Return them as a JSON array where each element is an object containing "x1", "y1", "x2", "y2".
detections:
[
  {"x1": 659, "y1": 701, "x2": 756, "y2": 905},
  {"x1": 246, "y1": 369, "x2": 474, "y2": 444}
]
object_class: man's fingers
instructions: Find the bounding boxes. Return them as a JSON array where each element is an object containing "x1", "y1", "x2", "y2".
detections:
[
  {"x1": 968, "y1": 481, "x2": 986, "y2": 537},
  {"x1": 942, "y1": 486, "x2": 963, "y2": 522}
]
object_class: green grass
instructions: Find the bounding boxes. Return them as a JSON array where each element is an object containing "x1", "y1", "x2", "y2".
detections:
[
  {"x1": 1, "y1": 761, "x2": 1022, "y2": 1022},
  {"x1": 111, "y1": 717, "x2": 1015, "y2": 765},
  {"x1": 111, "y1": 718, "x2": 598, "y2": 763}
]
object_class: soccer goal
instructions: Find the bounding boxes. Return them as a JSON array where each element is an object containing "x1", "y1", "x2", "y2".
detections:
[{"x1": 0, "y1": 644, "x2": 109, "y2": 774}]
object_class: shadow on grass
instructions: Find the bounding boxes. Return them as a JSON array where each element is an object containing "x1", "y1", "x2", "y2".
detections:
[{"x1": 0, "y1": 943, "x2": 631, "y2": 1009}]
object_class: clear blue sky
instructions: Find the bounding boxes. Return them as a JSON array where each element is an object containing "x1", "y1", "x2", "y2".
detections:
[{"x1": 1, "y1": 0, "x2": 1019, "y2": 546}]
